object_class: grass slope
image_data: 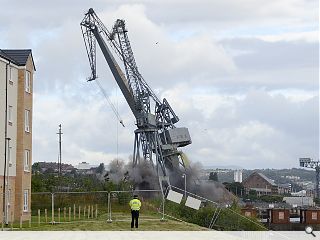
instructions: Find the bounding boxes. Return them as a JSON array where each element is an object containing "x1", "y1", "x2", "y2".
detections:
[{"x1": 12, "y1": 213, "x2": 207, "y2": 231}]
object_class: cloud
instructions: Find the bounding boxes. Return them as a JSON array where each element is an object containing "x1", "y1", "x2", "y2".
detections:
[
  {"x1": 161, "y1": 85, "x2": 318, "y2": 169},
  {"x1": 0, "y1": 1, "x2": 317, "y2": 169}
]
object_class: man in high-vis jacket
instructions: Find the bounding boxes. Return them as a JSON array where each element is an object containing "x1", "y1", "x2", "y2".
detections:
[{"x1": 129, "y1": 195, "x2": 141, "y2": 229}]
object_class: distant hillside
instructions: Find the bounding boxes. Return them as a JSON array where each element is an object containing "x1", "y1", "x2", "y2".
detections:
[{"x1": 214, "y1": 168, "x2": 315, "y2": 184}]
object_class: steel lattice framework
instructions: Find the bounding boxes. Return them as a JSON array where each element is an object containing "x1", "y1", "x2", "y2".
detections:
[
  {"x1": 80, "y1": 8, "x2": 191, "y2": 189},
  {"x1": 299, "y1": 158, "x2": 320, "y2": 198}
]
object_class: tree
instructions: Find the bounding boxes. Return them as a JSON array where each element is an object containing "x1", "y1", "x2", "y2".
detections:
[
  {"x1": 223, "y1": 182, "x2": 244, "y2": 196},
  {"x1": 32, "y1": 162, "x2": 41, "y2": 174},
  {"x1": 96, "y1": 163, "x2": 105, "y2": 174},
  {"x1": 209, "y1": 172, "x2": 218, "y2": 181}
]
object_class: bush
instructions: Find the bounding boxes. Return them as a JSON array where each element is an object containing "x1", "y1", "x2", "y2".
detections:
[{"x1": 164, "y1": 199, "x2": 265, "y2": 230}]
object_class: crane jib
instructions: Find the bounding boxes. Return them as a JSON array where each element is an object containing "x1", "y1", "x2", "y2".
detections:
[{"x1": 81, "y1": 8, "x2": 192, "y2": 190}]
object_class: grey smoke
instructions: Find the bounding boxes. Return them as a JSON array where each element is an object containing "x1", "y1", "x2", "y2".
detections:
[
  {"x1": 106, "y1": 158, "x2": 127, "y2": 183},
  {"x1": 106, "y1": 157, "x2": 235, "y2": 203}
]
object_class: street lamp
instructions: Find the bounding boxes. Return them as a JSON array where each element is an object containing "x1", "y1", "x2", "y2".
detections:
[{"x1": 182, "y1": 173, "x2": 187, "y2": 199}]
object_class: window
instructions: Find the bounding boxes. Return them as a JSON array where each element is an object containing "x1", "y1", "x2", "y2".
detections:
[
  {"x1": 244, "y1": 211, "x2": 251, "y2": 217},
  {"x1": 8, "y1": 106, "x2": 13, "y2": 123},
  {"x1": 312, "y1": 212, "x2": 317, "y2": 220},
  {"x1": 278, "y1": 212, "x2": 284, "y2": 220},
  {"x1": 25, "y1": 110, "x2": 30, "y2": 132},
  {"x1": 23, "y1": 190, "x2": 29, "y2": 212},
  {"x1": 7, "y1": 189, "x2": 11, "y2": 207},
  {"x1": 8, "y1": 145, "x2": 12, "y2": 166},
  {"x1": 24, "y1": 150, "x2": 30, "y2": 171},
  {"x1": 8, "y1": 66, "x2": 13, "y2": 83},
  {"x1": 25, "y1": 71, "x2": 31, "y2": 93}
]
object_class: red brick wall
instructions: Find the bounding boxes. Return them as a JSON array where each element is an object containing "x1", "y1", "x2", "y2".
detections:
[
  {"x1": 271, "y1": 209, "x2": 290, "y2": 224},
  {"x1": 305, "y1": 210, "x2": 320, "y2": 224}
]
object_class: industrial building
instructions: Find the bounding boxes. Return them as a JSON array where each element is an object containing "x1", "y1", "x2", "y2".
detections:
[
  {"x1": 0, "y1": 49, "x2": 35, "y2": 223},
  {"x1": 243, "y1": 172, "x2": 292, "y2": 196},
  {"x1": 242, "y1": 172, "x2": 278, "y2": 195}
]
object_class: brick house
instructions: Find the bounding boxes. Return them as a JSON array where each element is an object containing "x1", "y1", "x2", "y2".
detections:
[
  {"x1": 242, "y1": 172, "x2": 278, "y2": 196},
  {"x1": 0, "y1": 49, "x2": 35, "y2": 223}
]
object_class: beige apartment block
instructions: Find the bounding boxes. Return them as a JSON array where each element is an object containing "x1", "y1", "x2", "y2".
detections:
[{"x1": 0, "y1": 49, "x2": 35, "y2": 223}]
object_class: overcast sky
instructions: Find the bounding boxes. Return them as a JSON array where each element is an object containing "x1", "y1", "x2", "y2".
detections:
[{"x1": 0, "y1": 0, "x2": 318, "y2": 169}]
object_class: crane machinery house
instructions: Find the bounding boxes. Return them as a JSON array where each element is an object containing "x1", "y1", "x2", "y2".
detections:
[{"x1": 0, "y1": 49, "x2": 35, "y2": 223}]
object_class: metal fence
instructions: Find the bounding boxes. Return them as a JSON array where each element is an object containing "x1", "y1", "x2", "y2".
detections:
[
  {"x1": 0, "y1": 188, "x2": 266, "y2": 230},
  {"x1": 0, "y1": 190, "x2": 163, "y2": 230},
  {"x1": 30, "y1": 190, "x2": 164, "y2": 225}
]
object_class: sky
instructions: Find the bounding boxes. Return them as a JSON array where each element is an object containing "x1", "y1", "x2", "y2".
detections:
[{"x1": 0, "y1": 0, "x2": 318, "y2": 169}]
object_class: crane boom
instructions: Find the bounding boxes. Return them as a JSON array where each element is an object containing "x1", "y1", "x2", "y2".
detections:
[
  {"x1": 81, "y1": 8, "x2": 192, "y2": 188},
  {"x1": 81, "y1": 9, "x2": 137, "y2": 117}
]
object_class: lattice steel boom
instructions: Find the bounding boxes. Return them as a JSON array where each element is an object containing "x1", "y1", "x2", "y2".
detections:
[
  {"x1": 299, "y1": 158, "x2": 320, "y2": 199},
  {"x1": 80, "y1": 8, "x2": 192, "y2": 188}
]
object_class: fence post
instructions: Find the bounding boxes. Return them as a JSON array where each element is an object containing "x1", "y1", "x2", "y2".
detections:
[
  {"x1": 95, "y1": 204, "x2": 98, "y2": 218},
  {"x1": 10, "y1": 212, "x2": 13, "y2": 230},
  {"x1": 88, "y1": 205, "x2": 90, "y2": 219},
  {"x1": 58, "y1": 208, "x2": 60, "y2": 223},
  {"x1": 19, "y1": 214, "x2": 22, "y2": 229},
  {"x1": 91, "y1": 205, "x2": 93, "y2": 218},
  {"x1": 38, "y1": 209, "x2": 41, "y2": 226},
  {"x1": 45, "y1": 209, "x2": 48, "y2": 223},
  {"x1": 79, "y1": 206, "x2": 81, "y2": 220},
  {"x1": 84, "y1": 206, "x2": 86, "y2": 218},
  {"x1": 51, "y1": 193, "x2": 55, "y2": 224},
  {"x1": 73, "y1": 204, "x2": 76, "y2": 220},
  {"x1": 63, "y1": 208, "x2": 66, "y2": 222},
  {"x1": 69, "y1": 207, "x2": 71, "y2": 221},
  {"x1": 107, "y1": 192, "x2": 112, "y2": 222},
  {"x1": 161, "y1": 195, "x2": 165, "y2": 221}
]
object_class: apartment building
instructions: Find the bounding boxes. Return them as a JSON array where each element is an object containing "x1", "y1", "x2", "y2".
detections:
[{"x1": 0, "y1": 49, "x2": 35, "y2": 223}]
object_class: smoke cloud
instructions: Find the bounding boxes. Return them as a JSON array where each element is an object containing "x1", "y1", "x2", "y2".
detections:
[{"x1": 106, "y1": 157, "x2": 235, "y2": 203}]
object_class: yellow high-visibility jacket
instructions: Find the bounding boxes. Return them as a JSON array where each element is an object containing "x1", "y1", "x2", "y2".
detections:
[{"x1": 129, "y1": 198, "x2": 141, "y2": 211}]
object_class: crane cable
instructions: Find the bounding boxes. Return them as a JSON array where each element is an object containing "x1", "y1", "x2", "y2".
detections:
[{"x1": 94, "y1": 79, "x2": 125, "y2": 127}]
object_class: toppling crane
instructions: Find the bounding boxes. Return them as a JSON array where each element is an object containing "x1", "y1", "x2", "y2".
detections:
[
  {"x1": 299, "y1": 158, "x2": 320, "y2": 199},
  {"x1": 80, "y1": 8, "x2": 191, "y2": 189}
]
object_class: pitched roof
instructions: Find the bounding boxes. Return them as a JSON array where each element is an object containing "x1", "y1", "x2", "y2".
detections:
[
  {"x1": 0, "y1": 49, "x2": 14, "y2": 63},
  {"x1": 257, "y1": 172, "x2": 277, "y2": 186},
  {"x1": 0, "y1": 49, "x2": 36, "y2": 70},
  {"x1": 243, "y1": 171, "x2": 277, "y2": 186}
]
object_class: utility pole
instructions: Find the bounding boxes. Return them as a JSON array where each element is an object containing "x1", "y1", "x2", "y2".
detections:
[{"x1": 57, "y1": 124, "x2": 63, "y2": 176}]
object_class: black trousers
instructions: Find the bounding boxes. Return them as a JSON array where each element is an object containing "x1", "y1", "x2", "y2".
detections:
[{"x1": 131, "y1": 210, "x2": 139, "y2": 228}]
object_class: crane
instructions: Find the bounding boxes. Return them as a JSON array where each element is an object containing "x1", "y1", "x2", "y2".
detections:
[
  {"x1": 299, "y1": 157, "x2": 320, "y2": 199},
  {"x1": 80, "y1": 8, "x2": 191, "y2": 190}
]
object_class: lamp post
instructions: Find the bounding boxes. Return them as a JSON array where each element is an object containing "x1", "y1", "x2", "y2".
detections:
[{"x1": 182, "y1": 173, "x2": 186, "y2": 199}]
